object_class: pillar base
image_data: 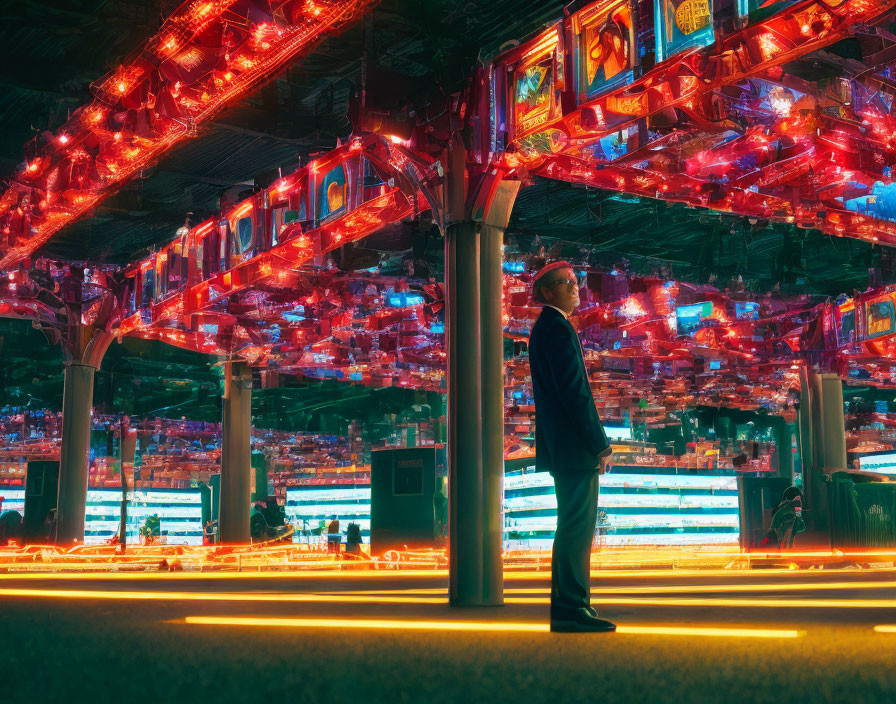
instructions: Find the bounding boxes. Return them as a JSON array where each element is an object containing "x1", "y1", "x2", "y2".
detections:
[{"x1": 219, "y1": 361, "x2": 252, "y2": 544}]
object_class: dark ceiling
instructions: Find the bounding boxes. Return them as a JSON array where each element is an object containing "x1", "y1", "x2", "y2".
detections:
[{"x1": 0, "y1": 0, "x2": 884, "y2": 296}]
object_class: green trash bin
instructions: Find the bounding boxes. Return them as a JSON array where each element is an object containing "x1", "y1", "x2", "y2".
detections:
[{"x1": 829, "y1": 473, "x2": 896, "y2": 548}]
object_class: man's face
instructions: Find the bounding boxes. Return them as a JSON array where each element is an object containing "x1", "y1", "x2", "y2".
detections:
[{"x1": 542, "y1": 267, "x2": 580, "y2": 315}]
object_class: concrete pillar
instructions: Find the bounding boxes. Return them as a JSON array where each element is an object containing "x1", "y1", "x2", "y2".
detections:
[
  {"x1": 219, "y1": 360, "x2": 252, "y2": 543},
  {"x1": 797, "y1": 366, "x2": 813, "y2": 483},
  {"x1": 480, "y1": 222, "x2": 505, "y2": 604},
  {"x1": 774, "y1": 422, "x2": 795, "y2": 482},
  {"x1": 478, "y1": 180, "x2": 519, "y2": 605},
  {"x1": 443, "y1": 130, "x2": 520, "y2": 605},
  {"x1": 447, "y1": 217, "x2": 485, "y2": 605},
  {"x1": 56, "y1": 363, "x2": 96, "y2": 544},
  {"x1": 819, "y1": 373, "x2": 847, "y2": 471},
  {"x1": 800, "y1": 370, "x2": 846, "y2": 534}
]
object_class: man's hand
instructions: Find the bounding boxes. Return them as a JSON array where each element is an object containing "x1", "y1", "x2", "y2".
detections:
[{"x1": 598, "y1": 449, "x2": 613, "y2": 475}]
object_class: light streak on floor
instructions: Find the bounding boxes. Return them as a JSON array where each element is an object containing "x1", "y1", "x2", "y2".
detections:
[
  {"x1": 176, "y1": 615, "x2": 804, "y2": 638},
  {"x1": 507, "y1": 596, "x2": 896, "y2": 608},
  {"x1": 338, "y1": 581, "x2": 896, "y2": 596},
  {"x1": 4, "y1": 587, "x2": 896, "y2": 610},
  {"x1": 1, "y1": 567, "x2": 893, "y2": 580},
  {"x1": 0, "y1": 588, "x2": 445, "y2": 604},
  {"x1": 0, "y1": 545, "x2": 894, "y2": 577},
  {"x1": 872, "y1": 625, "x2": 896, "y2": 633}
]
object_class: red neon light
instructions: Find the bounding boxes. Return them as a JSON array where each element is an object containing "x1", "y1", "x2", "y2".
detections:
[{"x1": 0, "y1": 0, "x2": 378, "y2": 269}]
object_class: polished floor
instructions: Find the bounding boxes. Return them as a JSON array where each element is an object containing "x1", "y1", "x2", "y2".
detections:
[{"x1": 1, "y1": 568, "x2": 895, "y2": 703}]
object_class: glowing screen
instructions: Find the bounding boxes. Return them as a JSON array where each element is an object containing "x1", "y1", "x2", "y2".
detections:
[
  {"x1": 576, "y1": 0, "x2": 635, "y2": 99},
  {"x1": 866, "y1": 296, "x2": 895, "y2": 340},
  {"x1": 318, "y1": 164, "x2": 347, "y2": 222},
  {"x1": 676, "y1": 301, "x2": 713, "y2": 334},
  {"x1": 857, "y1": 453, "x2": 896, "y2": 475},
  {"x1": 654, "y1": 0, "x2": 714, "y2": 62}
]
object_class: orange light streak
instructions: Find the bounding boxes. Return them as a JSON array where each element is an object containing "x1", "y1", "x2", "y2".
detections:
[
  {"x1": 332, "y1": 581, "x2": 896, "y2": 596},
  {"x1": 0, "y1": 588, "x2": 444, "y2": 604},
  {"x1": 230, "y1": 202, "x2": 253, "y2": 219},
  {"x1": 0, "y1": 566, "x2": 894, "y2": 580}
]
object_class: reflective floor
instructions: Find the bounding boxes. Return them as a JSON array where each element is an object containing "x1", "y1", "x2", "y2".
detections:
[{"x1": 2, "y1": 566, "x2": 895, "y2": 703}]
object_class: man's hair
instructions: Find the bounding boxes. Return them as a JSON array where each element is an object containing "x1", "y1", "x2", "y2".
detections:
[{"x1": 532, "y1": 262, "x2": 572, "y2": 304}]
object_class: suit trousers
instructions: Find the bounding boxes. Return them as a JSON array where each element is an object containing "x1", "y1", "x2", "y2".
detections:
[{"x1": 551, "y1": 469, "x2": 599, "y2": 615}]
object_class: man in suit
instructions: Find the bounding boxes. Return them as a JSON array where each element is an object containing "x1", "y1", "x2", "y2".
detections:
[{"x1": 528, "y1": 261, "x2": 616, "y2": 633}]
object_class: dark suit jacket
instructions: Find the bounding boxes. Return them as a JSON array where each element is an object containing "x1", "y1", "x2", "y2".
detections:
[{"x1": 528, "y1": 305, "x2": 609, "y2": 475}]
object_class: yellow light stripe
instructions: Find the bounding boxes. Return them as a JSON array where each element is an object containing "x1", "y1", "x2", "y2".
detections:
[
  {"x1": 873, "y1": 625, "x2": 896, "y2": 633},
  {"x1": 506, "y1": 596, "x2": 896, "y2": 608},
  {"x1": 179, "y1": 616, "x2": 803, "y2": 638},
  {"x1": 3, "y1": 588, "x2": 895, "y2": 609},
  {"x1": 616, "y1": 625, "x2": 803, "y2": 639},
  {"x1": 182, "y1": 616, "x2": 546, "y2": 632}
]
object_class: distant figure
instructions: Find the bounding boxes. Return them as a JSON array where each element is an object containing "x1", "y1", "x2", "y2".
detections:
[
  {"x1": 203, "y1": 519, "x2": 217, "y2": 546},
  {"x1": 44, "y1": 509, "x2": 58, "y2": 544},
  {"x1": 761, "y1": 487, "x2": 806, "y2": 549},
  {"x1": 345, "y1": 522, "x2": 362, "y2": 557},
  {"x1": 528, "y1": 261, "x2": 616, "y2": 634},
  {"x1": 141, "y1": 514, "x2": 161, "y2": 545},
  {"x1": 327, "y1": 516, "x2": 341, "y2": 554},
  {"x1": 0, "y1": 510, "x2": 23, "y2": 546},
  {"x1": 433, "y1": 478, "x2": 448, "y2": 542}
]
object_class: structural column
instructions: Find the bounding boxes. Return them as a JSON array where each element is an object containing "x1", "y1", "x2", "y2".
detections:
[
  {"x1": 56, "y1": 327, "x2": 112, "y2": 545},
  {"x1": 774, "y1": 421, "x2": 795, "y2": 482},
  {"x1": 799, "y1": 368, "x2": 846, "y2": 533},
  {"x1": 219, "y1": 360, "x2": 252, "y2": 543},
  {"x1": 446, "y1": 129, "x2": 520, "y2": 606},
  {"x1": 447, "y1": 216, "x2": 485, "y2": 604},
  {"x1": 819, "y1": 373, "x2": 847, "y2": 471},
  {"x1": 56, "y1": 363, "x2": 97, "y2": 544},
  {"x1": 479, "y1": 181, "x2": 520, "y2": 605}
]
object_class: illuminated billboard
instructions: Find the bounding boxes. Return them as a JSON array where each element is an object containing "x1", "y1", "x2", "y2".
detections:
[
  {"x1": 676, "y1": 301, "x2": 713, "y2": 335},
  {"x1": 84, "y1": 488, "x2": 203, "y2": 546},
  {"x1": 654, "y1": 0, "x2": 715, "y2": 63},
  {"x1": 836, "y1": 300, "x2": 856, "y2": 347},
  {"x1": 865, "y1": 295, "x2": 896, "y2": 340},
  {"x1": 735, "y1": 301, "x2": 760, "y2": 320},
  {"x1": 0, "y1": 487, "x2": 25, "y2": 517},
  {"x1": 857, "y1": 453, "x2": 896, "y2": 475},
  {"x1": 605, "y1": 425, "x2": 633, "y2": 441},
  {"x1": 572, "y1": 0, "x2": 636, "y2": 100},
  {"x1": 317, "y1": 164, "x2": 347, "y2": 222},
  {"x1": 504, "y1": 469, "x2": 740, "y2": 547},
  {"x1": 512, "y1": 27, "x2": 563, "y2": 138}
]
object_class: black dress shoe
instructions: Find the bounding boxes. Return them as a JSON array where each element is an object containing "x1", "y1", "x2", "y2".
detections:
[
  {"x1": 552, "y1": 605, "x2": 599, "y2": 618},
  {"x1": 550, "y1": 607, "x2": 616, "y2": 633}
]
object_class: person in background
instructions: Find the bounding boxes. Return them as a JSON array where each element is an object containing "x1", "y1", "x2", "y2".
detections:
[
  {"x1": 345, "y1": 522, "x2": 362, "y2": 557},
  {"x1": 327, "y1": 515, "x2": 341, "y2": 554},
  {"x1": 528, "y1": 261, "x2": 616, "y2": 633},
  {"x1": 761, "y1": 487, "x2": 806, "y2": 549}
]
